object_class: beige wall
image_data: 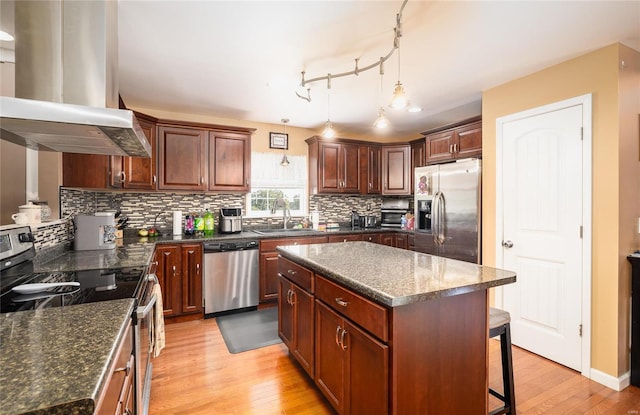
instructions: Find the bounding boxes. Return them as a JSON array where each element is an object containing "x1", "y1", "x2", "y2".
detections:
[{"x1": 483, "y1": 43, "x2": 640, "y2": 379}]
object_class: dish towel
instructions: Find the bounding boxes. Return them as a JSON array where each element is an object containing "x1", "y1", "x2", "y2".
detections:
[{"x1": 152, "y1": 283, "x2": 166, "y2": 358}]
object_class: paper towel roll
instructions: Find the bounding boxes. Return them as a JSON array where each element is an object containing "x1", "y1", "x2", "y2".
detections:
[{"x1": 173, "y1": 211, "x2": 183, "y2": 235}]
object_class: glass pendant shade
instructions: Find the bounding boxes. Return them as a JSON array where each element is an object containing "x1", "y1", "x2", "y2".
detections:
[
  {"x1": 390, "y1": 82, "x2": 409, "y2": 109},
  {"x1": 322, "y1": 120, "x2": 336, "y2": 139},
  {"x1": 280, "y1": 154, "x2": 290, "y2": 166},
  {"x1": 373, "y1": 107, "x2": 390, "y2": 129}
]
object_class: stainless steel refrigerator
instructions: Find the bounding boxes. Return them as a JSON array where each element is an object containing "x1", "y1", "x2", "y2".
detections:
[{"x1": 414, "y1": 158, "x2": 481, "y2": 263}]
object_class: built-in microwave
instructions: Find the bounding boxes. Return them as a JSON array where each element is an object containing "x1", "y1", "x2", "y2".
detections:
[{"x1": 380, "y1": 199, "x2": 410, "y2": 228}]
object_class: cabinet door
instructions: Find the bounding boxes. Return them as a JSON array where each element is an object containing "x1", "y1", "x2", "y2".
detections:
[
  {"x1": 260, "y1": 252, "x2": 280, "y2": 302},
  {"x1": 208, "y1": 132, "x2": 251, "y2": 192},
  {"x1": 455, "y1": 121, "x2": 482, "y2": 159},
  {"x1": 360, "y1": 146, "x2": 381, "y2": 195},
  {"x1": 62, "y1": 153, "x2": 109, "y2": 188},
  {"x1": 410, "y1": 139, "x2": 425, "y2": 192},
  {"x1": 379, "y1": 234, "x2": 395, "y2": 247},
  {"x1": 395, "y1": 234, "x2": 409, "y2": 250},
  {"x1": 155, "y1": 245, "x2": 181, "y2": 317},
  {"x1": 344, "y1": 320, "x2": 389, "y2": 415},
  {"x1": 341, "y1": 143, "x2": 361, "y2": 193},
  {"x1": 158, "y1": 126, "x2": 207, "y2": 190},
  {"x1": 315, "y1": 300, "x2": 345, "y2": 414},
  {"x1": 123, "y1": 117, "x2": 157, "y2": 189},
  {"x1": 425, "y1": 130, "x2": 454, "y2": 164},
  {"x1": 318, "y1": 142, "x2": 341, "y2": 193},
  {"x1": 292, "y1": 284, "x2": 315, "y2": 378},
  {"x1": 382, "y1": 145, "x2": 410, "y2": 195},
  {"x1": 278, "y1": 276, "x2": 294, "y2": 348},
  {"x1": 181, "y1": 244, "x2": 203, "y2": 314},
  {"x1": 328, "y1": 234, "x2": 361, "y2": 243}
]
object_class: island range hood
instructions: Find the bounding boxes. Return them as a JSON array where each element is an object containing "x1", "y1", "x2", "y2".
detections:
[{"x1": 0, "y1": 0, "x2": 151, "y2": 157}]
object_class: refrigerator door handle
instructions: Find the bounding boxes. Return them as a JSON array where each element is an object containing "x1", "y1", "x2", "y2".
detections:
[
  {"x1": 436, "y1": 192, "x2": 446, "y2": 245},
  {"x1": 432, "y1": 191, "x2": 442, "y2": 245}
]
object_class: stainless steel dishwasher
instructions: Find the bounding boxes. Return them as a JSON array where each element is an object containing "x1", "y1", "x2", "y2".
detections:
[{"x1": 203, "y1": 240, "x2": 259, "y2": 317}]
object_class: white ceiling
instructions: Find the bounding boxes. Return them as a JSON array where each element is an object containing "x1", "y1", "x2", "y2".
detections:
[{"x1": 110, "y1": 1, "x2": 640, "y2": 138}]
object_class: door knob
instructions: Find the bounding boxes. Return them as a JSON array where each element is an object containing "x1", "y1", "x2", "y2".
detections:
[{"x1": 502, "y1": 240, "x2": 514, "y2": 248}]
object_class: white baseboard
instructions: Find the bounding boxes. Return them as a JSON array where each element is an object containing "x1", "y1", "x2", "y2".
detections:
[{"x1": 589, "y1": 368, "x2": 630, "y2": 391}]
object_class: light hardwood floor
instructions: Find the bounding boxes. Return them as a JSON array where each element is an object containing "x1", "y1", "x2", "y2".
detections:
[{"x1": 150, "y1": 317, "x2": 640, "y2": 415}]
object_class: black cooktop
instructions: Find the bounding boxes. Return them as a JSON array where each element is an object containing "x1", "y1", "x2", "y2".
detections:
[{"x1": 0, "y1": 266, "x2": 145, "y2": 313}]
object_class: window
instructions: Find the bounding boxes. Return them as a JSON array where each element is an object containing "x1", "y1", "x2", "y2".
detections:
[{"x1": 246, "y1": 152, "x2": 307, "y2": 217}]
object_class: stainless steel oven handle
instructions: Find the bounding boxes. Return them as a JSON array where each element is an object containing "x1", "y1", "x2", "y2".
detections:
[{"x1": 137, "y1": 293, "x2": 157, "y2": 319}]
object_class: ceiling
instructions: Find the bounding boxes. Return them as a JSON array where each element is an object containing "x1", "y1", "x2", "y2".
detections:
[{"x1": 5, "y1": 1, "x2": 640, "y2": 139}]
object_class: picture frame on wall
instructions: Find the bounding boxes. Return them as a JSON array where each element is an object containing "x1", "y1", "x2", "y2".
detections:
[{"x1": 269, "y1": 132, "x2": 288, "y2": 150}]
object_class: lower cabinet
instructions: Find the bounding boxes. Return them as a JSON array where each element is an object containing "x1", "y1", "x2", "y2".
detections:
[
  {"x1": 155, "y1": 243, "x2": 203, "y2": 321},
  {"x1": 315, "y1": 301, "x2": 389, "y2": 415},
  {"x1": 96, "y1": 320, "x2": 134, "y2": 415},
  {"x1": 379, "y1": 233, "x2": 408, "y2": 249}
]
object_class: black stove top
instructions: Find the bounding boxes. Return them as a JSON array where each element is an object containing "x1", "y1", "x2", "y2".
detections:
[{"x1": 0, "y1": 266, "x2": 145, "y2": 313}]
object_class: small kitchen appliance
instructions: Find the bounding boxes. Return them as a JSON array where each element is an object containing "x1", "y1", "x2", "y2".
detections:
[
  {"x1": 219, "y1": 208, "x2": 243, "y2": 234},
  {"x1": 73, "y1": 212, "x2": 117, "y2": 251},
  {"x1": 380, "y1": 199, "x2": 410, "y2": 228},
  {"x1": 359, "y1": 215, "x2": 378, "y2": 228}
]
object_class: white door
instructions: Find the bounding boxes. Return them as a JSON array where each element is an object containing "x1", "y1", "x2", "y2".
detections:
[{"x1": 496, "y1": 97, "x2": 590, "y2": 372}]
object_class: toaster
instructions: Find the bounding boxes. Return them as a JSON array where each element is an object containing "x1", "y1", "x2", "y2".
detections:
[
  {"x1": 219, "y1": 208, "x2": 243, "y2": 234},
  {"x1": 73, "y1": 212, "x2": 117, "y2": 251}
]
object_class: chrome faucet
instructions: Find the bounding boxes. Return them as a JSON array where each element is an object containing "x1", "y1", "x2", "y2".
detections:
[{"x1": 270, "y1": 197, "x2": 291, "y2": 229}]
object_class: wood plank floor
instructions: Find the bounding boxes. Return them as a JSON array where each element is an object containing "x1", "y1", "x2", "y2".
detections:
[{"x1": 150, "y1": 318, "x2": 640, "y2": 415}]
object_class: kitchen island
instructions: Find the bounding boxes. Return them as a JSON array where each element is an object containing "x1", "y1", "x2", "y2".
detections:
[{"x1": 277, "y1": 241, "x2": 516, "y2": 415}]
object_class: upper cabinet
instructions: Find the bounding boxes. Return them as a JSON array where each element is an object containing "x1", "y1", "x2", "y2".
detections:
[
  {"x1": 423, "y1": 117, "x2": 482, "y2": 164},
  {"x1": 410, "y1": 138, "x2": 426, "y2": 192},
  {"x1": 307, "y1": 137, "x2": 361, "y2": 194},
  {"x1": 360, "y1": 145, "x2": 382, "y2": 195},
  {"x1": 382, "y1": 145, "x2": 410, "y2": 195},
  {"x1": 158, "y1": 125, "x2": 208, "y2": 191},
  {"x1": 208, "y1": 131, "x2": 251, "y2": 192},
  {"x1": 121, "y1": 114, "x2": 158, "y2": 189}
]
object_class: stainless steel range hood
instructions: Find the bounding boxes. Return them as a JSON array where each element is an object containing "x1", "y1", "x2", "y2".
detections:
[{"x1": 0, "y1": 0, "x2": 151, "y2": 158}]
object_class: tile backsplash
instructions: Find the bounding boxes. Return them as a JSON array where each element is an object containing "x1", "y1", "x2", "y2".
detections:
[{"x1": 57, "y1": 188, "x2": 403, "y2": 241}]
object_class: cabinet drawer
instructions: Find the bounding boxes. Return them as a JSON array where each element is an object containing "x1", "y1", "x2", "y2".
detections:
[
  {"x1": 315, "y1": 275, "x2": 388, "y2": 342},
  {"x1": 278, "y1": 256, "x2": 314, "y2": 292},
  {"x1": 260, "y1": 236, "x2": 327, "y2": 252},
  {"x1": 327, "y1": 234, "x2": 361, "y2": 243}
]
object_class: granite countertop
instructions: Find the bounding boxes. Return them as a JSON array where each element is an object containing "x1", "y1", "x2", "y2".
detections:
[
  {"x1": 278, "y1": 241, "x2": 516, "y2": 307},
  {"x1": 0, "y1": 299, "x2": 136, "y2": 415}
]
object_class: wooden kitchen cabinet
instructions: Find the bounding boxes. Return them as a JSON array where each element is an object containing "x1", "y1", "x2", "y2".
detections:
[
  {"x1": 410, "y1": 138, "x2": 425, "y2": 193},
  {"x1": 307, "y1": 137, "x2": 361, "y2": 194},
  {"x1": 259, "y1": 236, "x2": 327, "y2": 303},
  {"x1": 157, "y1": 125, "x2": 208, "y2": 190},
  {"x1": 360, "y1": 233, "x2": 380, "y2": 244},
  {"x1": 315, "y1": 282, "x2": 389, "y2": 415},
  {"x1": 327, "y1": 234, "x2": 362, "y2": 243},
  {"x1": 424, "y1": 117, "x2": 482, "y2": 164},
  {"x1": 359, "y1": 145, "x2": 382, "y2": 195},
  {"x1": 95, "y1": 319, "x2": 134, "y2": 415},
  {"x1": 379, "y1": 233, "x2": 408, "y2": 249},
  {"x1": 278, "y1": 256, "x2": 315, "y2": 377},
  {"x1": 64, "y1": 112, "x2": 157, "y2": 189},
  {"x1": 154, "y1": 243, "x2": 203, "y2": 321},
  {"x1": 208, "y1": 131, "x2": 251, "y2": 192},
  {"x1": 382, "y1": 145, "x2": 410, "y2": 195}
]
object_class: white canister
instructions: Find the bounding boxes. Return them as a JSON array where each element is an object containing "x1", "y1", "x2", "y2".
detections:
[
  {"x1": 18, "y1": 202, "x2": 41, "y2": 224},
  {"x1": 310, "y1": 211, "x2": 320, "y2": 230},
  {"x1": 173, "y1": 211, "x2": 183, "y2": 235}
]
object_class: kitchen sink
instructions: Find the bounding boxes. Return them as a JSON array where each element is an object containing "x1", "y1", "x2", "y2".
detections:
[{"x1": 252, "y1": 228, "x2": 324, "y2": 236}]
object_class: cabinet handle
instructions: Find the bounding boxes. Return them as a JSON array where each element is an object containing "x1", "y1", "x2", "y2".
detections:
[
  {"x1": 340, "y1": 328, "x2": 348, "y2": 350},
  {"x1": 368, "y1": 182, "x2": 372, "y2": 190},
  {"x1": 200, "y1": 177, "x2": 204, "y2": 184},
  {"x1": 115, "y1": 361, "x2": 131, "y2": 376},
  {"x1": 335, "y1": 325, "x2": 342, "y2": 347},
  {"x1": 153, "y1": 175, "x2": 157, "y2": 184},
  {"x1": 335, "y1": 297, "x2": 349, "y2": 307},
  {"x1": 172, "y1": 265, "x2": 176, "y2": 277},
  {"x1": 290, "y1": 290, "x2": 296, "y2": 305},
  {"x1": 286, "y1": 289, "x2": 291, "y2": 305},
  {"x1": 121, "y1": 171, "x2": 127, "y2": 183},
  {"x1": 246, "y1": 179, "x2": 249, "y2": 186},
  {"x1": 287, "y1": 270, "x2": 297, "y2": 276},
  {"x1": 196, "y1": 263, "x2": 200, "y2": 274},
  {"x1": 454, "y1": 143, "x2": 458, "y2": 153}
]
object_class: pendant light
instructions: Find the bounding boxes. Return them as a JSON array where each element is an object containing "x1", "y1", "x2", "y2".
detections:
[
  {"x1": 280, "y1": 118, "x2": 290, "y2": 167},
  {"x1": 373, "y1": 58, "x2": 390, "y2": 129},
  {"x1": 389, "y1": 27, "x2": 410, "y2": 110},
  {"x1": 322, "y1": 75, "x2": 336, "y2": 139}
]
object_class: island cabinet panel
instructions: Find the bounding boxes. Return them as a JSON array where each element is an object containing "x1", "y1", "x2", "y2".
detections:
[
  {"x1": 278, "y1": 274, "x2": 315, "y2": 378},
  {"x1": 315, "y1": 300, "x2": 389, "y2": 415},
  {"x1": 158, "y1": 126, "x2": 208, "y2": 190},
  {"x1": 391, "y1": 289, "x2": 488, "y2": 414},
  {"x1": 208, "y1": 131, "x2": 251, "y2": 192}
]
